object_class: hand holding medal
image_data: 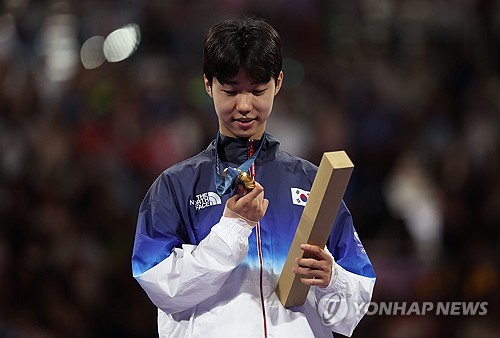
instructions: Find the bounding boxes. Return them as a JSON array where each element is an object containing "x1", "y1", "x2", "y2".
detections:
[
  {"x1": 224, "y1": 179, "x2": 268, "y2": 223},
  {"x1": 214, "y1": 132, "x2": 264, "y2": 196}
]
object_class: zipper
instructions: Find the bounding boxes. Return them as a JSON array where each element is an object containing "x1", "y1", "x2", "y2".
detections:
[
  {"x1": 256, "y1": 221, "x2": 268, "y2": 337},
  {"x1": 249, "y1": 139, "x2": 268, "y2": 338}
]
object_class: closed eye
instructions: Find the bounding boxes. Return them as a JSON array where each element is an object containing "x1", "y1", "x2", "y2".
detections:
[{"x1": 222, "y1": 90, "x2": 237, "y2": 96}]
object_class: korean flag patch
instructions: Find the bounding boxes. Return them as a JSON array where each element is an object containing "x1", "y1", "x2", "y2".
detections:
[{"x1": 291, "y1": 187, "x2": 310, "y2": 206}]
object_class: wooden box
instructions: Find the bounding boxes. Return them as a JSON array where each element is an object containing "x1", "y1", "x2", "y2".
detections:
[{"x1": 275, "y1": 151, "x2": 354, "y2": 307}]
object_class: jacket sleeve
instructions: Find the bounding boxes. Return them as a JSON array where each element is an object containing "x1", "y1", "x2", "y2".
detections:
[
  {"x1": 131, "y1": 173, "x2": 253, "y2": 314},
  {"x1": 134, "y1": 215, "x2": 252, "y2": 314},
  {"x1": 315, "y1": 201, "x2": 376, "y2": 337},
  {"x1": 314, "y1": 257, "x2": 375, "y2": 337}
]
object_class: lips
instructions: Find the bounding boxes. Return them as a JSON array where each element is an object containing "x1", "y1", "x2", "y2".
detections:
[
  {"x1": 234, "y1": 117, "x2": 255, "y2": 123},
  {"x1": 234, "y1": 117, "x2": 256, "y2": 129}
]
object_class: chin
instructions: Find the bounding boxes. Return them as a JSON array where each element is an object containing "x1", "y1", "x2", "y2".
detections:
[
  {"x1": 235, "y1": 130, "x2": 258, "y2": 139},
  {"x1": 223, "y1": 125, "x2": 263, "y2": 139}
]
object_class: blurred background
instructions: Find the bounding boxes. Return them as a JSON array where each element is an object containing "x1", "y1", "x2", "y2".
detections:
[{"x1": 1, "y1": 0, "x2": 499, "y2": 337}]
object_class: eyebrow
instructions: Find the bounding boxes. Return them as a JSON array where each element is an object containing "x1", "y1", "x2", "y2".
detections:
[{"x1": 220, "y1": 79, "x2": 268, "y2": 86}]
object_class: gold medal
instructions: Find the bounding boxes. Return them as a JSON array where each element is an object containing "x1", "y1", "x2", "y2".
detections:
[
  {"x1": 222, "y1": 168, "x2": 256, "y2": 191},
  {"x1": 237, "y1": 170, "x2": 256, "y2": 190}
]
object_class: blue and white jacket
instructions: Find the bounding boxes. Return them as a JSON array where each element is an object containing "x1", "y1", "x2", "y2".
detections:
[{"x1": 132, "y1": 134, "x2": 376, "y2": 337}]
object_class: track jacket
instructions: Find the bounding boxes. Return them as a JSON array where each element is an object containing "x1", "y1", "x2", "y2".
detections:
[{"x1": 132, "y1": 134, "x2": 376, "y2": 337}]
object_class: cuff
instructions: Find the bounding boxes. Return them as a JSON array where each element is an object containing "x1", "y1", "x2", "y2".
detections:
[
  {"x1": 326, "y1": 261, "x2": 348, "y2": 292},
  {"x1": 213, "y1": 215, "x2": 253, "y2": 241}
]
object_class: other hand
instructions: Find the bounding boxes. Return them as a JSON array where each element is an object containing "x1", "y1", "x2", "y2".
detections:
[{"x1": 292, "y1": 244, "x2": 333, "y2": 288}]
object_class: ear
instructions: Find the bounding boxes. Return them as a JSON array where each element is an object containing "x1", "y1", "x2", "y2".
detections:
[
  {"x1": 274, "y1": 71, "x2": 284, "y2": 96},
  {"x1": 203, "y1": 74, "x2": 213, "y2": 97}
]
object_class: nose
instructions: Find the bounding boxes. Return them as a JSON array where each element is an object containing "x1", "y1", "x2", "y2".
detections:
[{"x1": 235, "y1": 93, "x2": 252, "y2": 114}]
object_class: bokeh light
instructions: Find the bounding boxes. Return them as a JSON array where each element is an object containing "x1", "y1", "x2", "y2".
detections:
[
  {"x1": 80, "y1": 24, "x2": 141, "y2": 69},
  {"x1": 103, "y1": 23, "x2": 141, "y2": 63},
  {"x1": 80, "y1": 36, "x2": 105, "y2": 70},
  {"x1": 37, "y1": 13, "x2": 79, "y2": 82}
]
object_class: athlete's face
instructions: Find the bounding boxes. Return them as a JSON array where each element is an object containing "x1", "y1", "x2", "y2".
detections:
[{"x1": 204, "y1": 68, "x2": 283, "y2": 140}]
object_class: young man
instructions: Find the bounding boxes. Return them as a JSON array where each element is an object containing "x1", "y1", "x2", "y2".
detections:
[{"x1": 132, "y1": 17, "x2": 375, "y2": 337}]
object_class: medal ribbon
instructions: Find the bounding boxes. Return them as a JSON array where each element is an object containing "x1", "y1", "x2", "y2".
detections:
[
  {"x1": 214, "y1": 131, "x2": 265, "y2": 196},
  {"x1": 248, "y1": 139, "x2": 255, "y2": 178}
]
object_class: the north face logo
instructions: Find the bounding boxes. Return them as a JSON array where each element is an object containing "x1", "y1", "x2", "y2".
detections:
[{"x1": 190, "y1": 192, "x2": 222, "y2": 210}]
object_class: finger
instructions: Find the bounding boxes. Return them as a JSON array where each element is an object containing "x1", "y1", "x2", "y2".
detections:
[
  {"x1": 234, "y1": 184, "x2": 265, "y2": 210},
  {"x1": 292, "y1": 266, "x2": 329, "y2": 285},
  {"x1": 300, "y1": 244, "x2": 332, "y2": 262},
  {"x1": 234, "y1": 183, "x2": 245, "y2": 197},
  {"x1": 300, "y1": 276, "x2": 316, "y2": 286},
  {"x1": 226, "y1": 184, "x2": 244, "y2": 207},
  {"x1": 295, "y1": 260, "x2": 331, "y2": 283},
  {"x1": 238, "y1": 181, "x2": 264, "y2": 201},
  {"x1": 295, "y1": 257, "x2": 328, "y2": 270},
  {"x1": 300, "y1": 276, "x2": 328, "y2": 288},
  {"x1": 292, "y1": 265, "x2": 321, "y2": 277},
  {"x1": 292, "y1": 265, "x2": 329, "y2": 287}
]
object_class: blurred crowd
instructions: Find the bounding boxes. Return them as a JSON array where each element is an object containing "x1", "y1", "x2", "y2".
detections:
[{"x1": 1, "y1": 0, "x2": 499, "y2": 337}]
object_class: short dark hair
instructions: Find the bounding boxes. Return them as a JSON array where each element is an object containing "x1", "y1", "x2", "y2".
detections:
[{"x1": 203, "y1": 16, "x2": 282, "y2": 86}]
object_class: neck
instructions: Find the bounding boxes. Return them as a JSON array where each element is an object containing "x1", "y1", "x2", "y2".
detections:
[
  {"x1": 216, "y1": 131, "x2": 266, "y2": 164},
  {"x1": 219, "y1": 130, "x2": 264, "y2": 141}
]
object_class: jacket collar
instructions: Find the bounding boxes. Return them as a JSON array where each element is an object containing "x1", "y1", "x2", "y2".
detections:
[{"x1": 208, "y1": 133, "x2": 280, "y2": 166}]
